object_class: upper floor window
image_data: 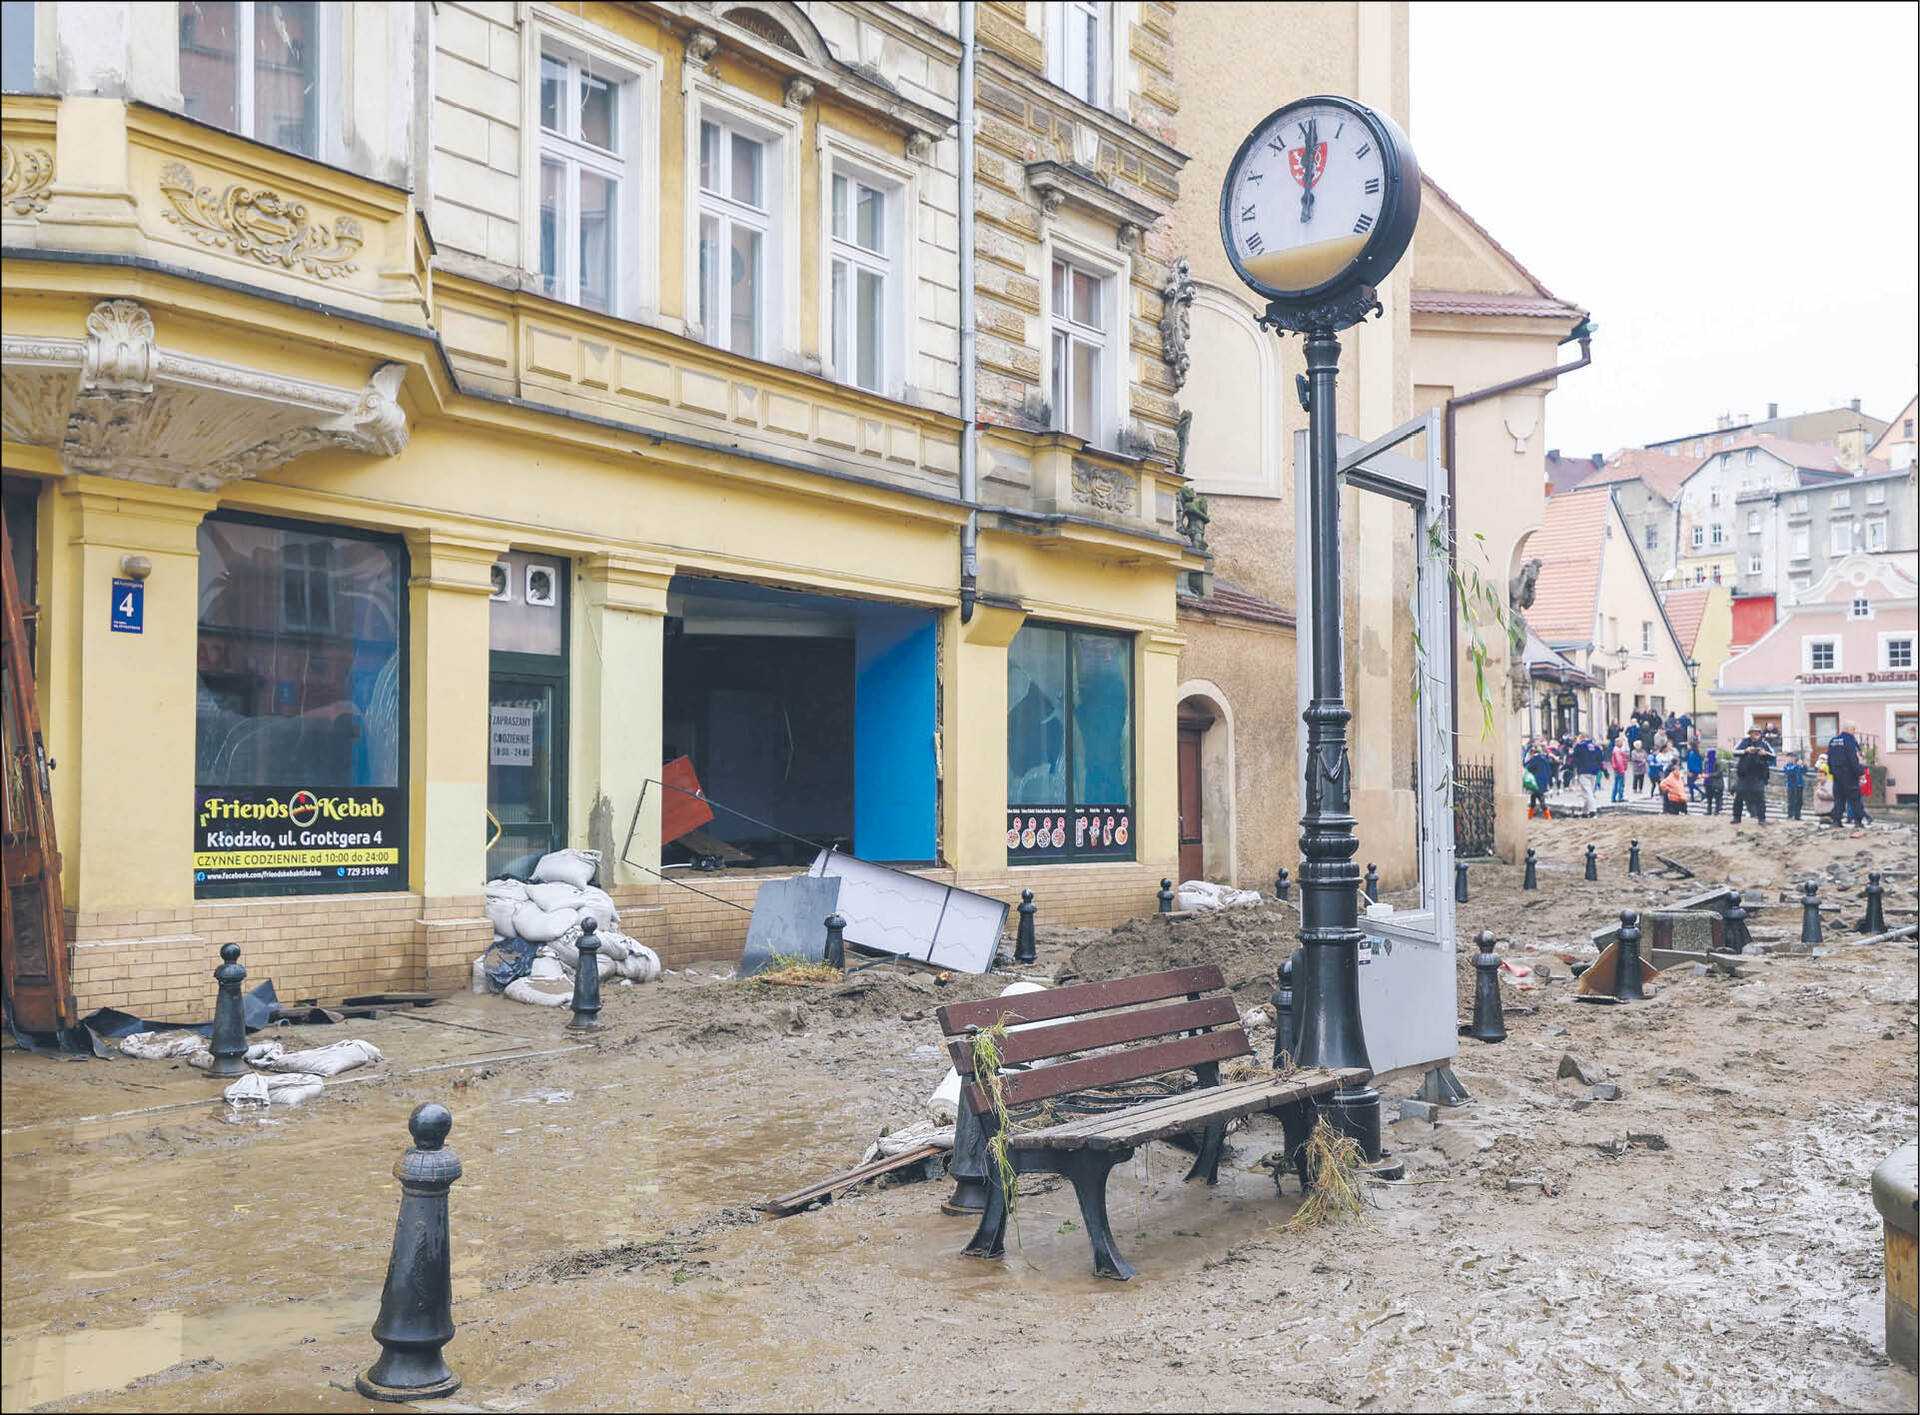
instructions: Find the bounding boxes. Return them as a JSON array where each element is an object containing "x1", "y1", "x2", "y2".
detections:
[
  {"x1": 1689, "y1": 524, "x2": 1704, "y2": 550},
  {"x1": 698, "y1": 118, "x2": 771, "y2": 357},
  {"x1": 1050, "y1": 256, "x2": 1111, "y2": 444},
  {"x1": 1047, "y1": 1, "x2": 1108, "y2": 108},
  {"x1": 1808, "y1": 638, "x2": 1837, "y2": 671},
  {"x1": 1906, "y1": 417, "x2": 1916, "y2": 437},
  {"x1": 1832, "y1": 487, "x2": 1851, "y2": 509},
  {"x1": 1830, "y1": 521, "x2": 1854, "y2": 556},
  {"x1": 829, "y1": 171, "x2": 890, "y2": 394},
  {"x1": 179, "y1": 1, "x2": 321, "y2": 158},
  {"x1": 537, "y1": 51, "x2": 629, "y2": 314},
  {"x1": 1643, "y1": 523, "x2": 1658, "y2": 550},
  {"x1": 1886, "y1": 635, "x2": 1915, "y2": 670},
  {"x1": 1640, "y1": 621, "x2": 1652, "y2": 654},
  {"x1": 1790, "y1": 528, "x2": 1810, "y2": 559},
  {"x1": 1867, "y1": 482, "x2": 1887, "y2": 505},
  {"x1": 1711, "y1": 564, "x2": 1722, "y2": 584},
  {"x1": 1746, "y1": 511, "x2": 1762, "y2": 534},
  {"x1": 1744, "y1": 448, "x2": 1755, "y2": 465},
  {"x1": 1850, "y1": 596, "x2": 1872, "y2": 620},
  {"x1": 2, "y1": 0, "x2": 34, "y2": 90},
  {"x1": 1866, "y1": 519, "x2": 1888, "y2": 551},
  {"x1": 1709, "y1": 522, "x2": 1725, "y2": 546},
  {"x1": 1747, "y1": 554, "x2": 1763, "y2": 574},
  {"x1": 1789, "y1": 494, "x2": 1809, "y2": 513},
  {"x1": 1709, "y1": 488, "x2": 1721, "y2": 507}
]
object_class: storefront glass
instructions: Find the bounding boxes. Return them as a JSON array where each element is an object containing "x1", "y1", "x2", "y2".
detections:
[
  {"x1": 194, "y1": 515, "x2": 407, "y2": 897},
  {"x1": 1006, "y1": 623, "x2": 1134, "y2": 863}
]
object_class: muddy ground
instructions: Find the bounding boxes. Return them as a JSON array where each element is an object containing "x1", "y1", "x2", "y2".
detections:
[{"x1": 3, "y1": 810, "x2": 1917, "y2": 1412}]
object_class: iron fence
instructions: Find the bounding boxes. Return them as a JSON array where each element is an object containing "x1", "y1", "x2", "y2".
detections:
[{"x1": 1453, "y1": 758, "x2": 1496, "y2": 858}]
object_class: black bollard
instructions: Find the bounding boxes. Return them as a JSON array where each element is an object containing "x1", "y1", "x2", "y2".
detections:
[
  {"x1": 1274, "y1": 867, "x2": 1291, "y2": 901},
  {"x1": 1271, "y1": 957, "x2": 1296, "y2": 1068},
  {"x1": 1158, "y1": 878, "x2": 1175, "y2": 913},
  {"x1": 1363, "y1": 863, "x2": 1379, "y2": 904},
  {"x1": 357, "y1": 1103, "x2": 462, "y2": 1402},
  {"x1": 822, "y1": 912, "x2": 847, "y2": 971},
  {"x1": 567, "y1": 917, "x2": 602, "y2": 1031},
  {"x1": 1467, "y1": 931, "x2": 1506, "y2": 1043},
  {"x1": 1584, "y1": 844, "x2": 1598, "y2": 881},
  {"x1": 1013, "y1": 890, "x2": 1037, "y2": 965},
  {"x1": 1522, "y1": 848, "x2": 1538, "y2": 891},
  {"x1": 1723, "y1": 890, "x2": 1750, "y2": 955},
  {"x1": 1800, "y1": 880, "x2": 1823, "y2": 945},
  {"x1": 1454, "y1": 858, "x2": 1469, "y2": 904},
  {"x1": 1628, "y1": 839, "x2": 1643, "y2": 875},
  {"x1": 207, "y1": 943, "x2": 249, "y2": 1078},
  {"x1": 1859, "y1": 873, "x2": 1887, "y2": 935},
  {"x1": 1613, "y1": 910, "x2": 1646, "y2": 1003}
]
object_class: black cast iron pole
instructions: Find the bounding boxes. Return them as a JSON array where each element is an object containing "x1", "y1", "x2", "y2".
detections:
[{"x1": 1289, "y1": 327, "x2": 1381, "y2": 1162}]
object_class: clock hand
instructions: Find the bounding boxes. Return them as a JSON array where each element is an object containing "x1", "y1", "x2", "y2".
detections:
[{"x1": 1300, "y1": 118, "x2": 1317, "y2": 224}]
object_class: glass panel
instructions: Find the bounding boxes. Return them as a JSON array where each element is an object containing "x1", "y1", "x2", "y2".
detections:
[
  {"x1": 1072, "y1": 268, "x2": 1101, "y2": 327},
  {"x1": 1070, "y1": 338, "x2": 1099, "y2": 439},
  {"x1": 731, "y1": 132, "x2": 763, "y2": 207},
  {"x1": 830, "y1": 258, "x2": 848, "y2": 378},
  {"x1": 1072, "y1": 631, "x2": 1132, "y2": 804},
  {"x1": 178, "y1": 0, "x2": 240, "y2": 133},
  {"x1": 698, "y1": 213, "x2": 720, "y2": 338},
  {"x1": 1064, "y1": 7, "x2": 1091, "y2": 101},
  {"x1": 831, "y1": 173, "x2": 848, "y2": 241},
  {"x1": 1007, "y1": 625, "x2": 1069, "y2": 805},
  {"x1": 856, "y1": 267, "x2": 882, "y2": 391},
  {"x1": 1051, "y1": 259, "x2": 1067, "y2": 315},
  {"x1": 539, "y1": 160, "x2": 564, "y2": 298},
  {"x1": 729, "y1": 222, "x2": 761, "y2": 356},
  {"x1": 577, "y1": 169, "x2": 614, "y2": 311},
  {"x1": 856, "y1": 182, "x2": 884, "y2": 252},
  {"x1": 699, "y1": 120, "x2": 718, "y2": 191},
  {"x1": 578, "y1": 68, "x2": 615, "y2": 150},
  {"x1": 3, "y1": 0, "x2": 36, "y2": 90},
  {"x1": 253, "y1": 0, "x2": 318, "y2": 156},
  {"x1": 1050, "y1": 330, "x2": 1068, "y2": 426},
  {"x1": 540, "y1": 54, "x2": 564, "y2": 132},
  {"x1": 487, "y1": 680, "x2": 557, "y2": 879}
]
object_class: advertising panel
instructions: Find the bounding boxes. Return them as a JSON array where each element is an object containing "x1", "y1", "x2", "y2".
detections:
[{"x1": 194, "y1": 785, "x2": 407, "y2": 896}]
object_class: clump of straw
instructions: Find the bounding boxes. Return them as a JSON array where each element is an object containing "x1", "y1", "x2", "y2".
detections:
[
  {"x1": 1285, "y1": 1117, "x2": 1371, "y2": 1231},
  {"x1": 970, "y1": 1021, "x2": 1020, "y2": 1232},
  {"x1": 751, "y1": 954, "x2": 843, "y2": 986}
]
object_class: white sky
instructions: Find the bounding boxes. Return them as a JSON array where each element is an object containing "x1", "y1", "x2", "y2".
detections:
[{"x1": 1410, "y1": 1, "x2": 1919, "y2": 454}]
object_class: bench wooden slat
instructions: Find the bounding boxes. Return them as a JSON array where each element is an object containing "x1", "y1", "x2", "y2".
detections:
[
  {"x1": 962, "y1": 1027, "x2": 1252, "y2": 1113},
  {"x1": 1011, "y1": 1067, "x2": 1367, "y2": 1151},
  {"x1": 937, "y1": 965, "x2": 1226, "y2": 1036},
  {"x1": 945, "y1": 994, "x2": 1240, "y2": 1074}
]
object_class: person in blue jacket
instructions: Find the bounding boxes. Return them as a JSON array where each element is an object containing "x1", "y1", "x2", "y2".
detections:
[
  {"x1": 1685, "y1": 742, "x2": 1704, "y2": 800},
  {"x1": 1781, "y1": 751, "x2": 1808, "y2": 820}
]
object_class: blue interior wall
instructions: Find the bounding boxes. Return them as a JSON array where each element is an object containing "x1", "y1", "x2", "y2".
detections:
[{"x1": 853, "y1": 606, "x2": 937, "y2": 861}]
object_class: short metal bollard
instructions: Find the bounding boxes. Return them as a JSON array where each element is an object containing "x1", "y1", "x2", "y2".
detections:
[
  {"x1": 1628, "y1": 839, "x2": 1643, "y2": 875},
  {"x1": 1271, "y1": 957, "x2": 1295, "y2": 1068},
  {"x1": 1274, "y1": 867, "x2": 1291, "y2": 901},
  {"x1": 1158, "y1": 878, "x2": 1175, "y2": 913},
  {"x1": 1584, "y1": 845, "x2": 1598, "y2": 881},
  {"x1": 1454, "y1": 859, "x2": 1469, "y2": 904},
  {"x1": 1013, "y1": 890, "x2": 1037, "y2": 965},
  {"x1": 1522, "y1": 848, "x2": 1538, "y2": 891},
  {"x1": 1723, "y1": 890, "x2": 1751, "y2": 954},
  {"x1": 1467, "y1": 931, "x2": 1506, "y2": 1043},
  {"x1": 357, "y1": 1103, "x2": 462, "y2": 1403},
  {"x1": 1613, "y1": 910, "x2": 1646, "y2": 1003},
  {"x1": 1363, "y1": 863, "x2": 1379, "y2": 903},
  {"x1": 823, "y1": 911, "x2": 847, "y2": 971},
  {"x1": 1859, "y1": 873, "x2": 1888, "y2": 935},
  {"x1": 1800, "y1": 880, "x2": 1824, "y2": 945},
  {"x1": 207, "y1": 943, "x2": 250, "y2": 1078},
  {"x1": 567, "y1": 917, "x2": 602, "y2": 1031}
]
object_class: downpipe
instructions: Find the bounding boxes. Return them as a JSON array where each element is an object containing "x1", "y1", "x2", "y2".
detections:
[{"x1": 957, "y1": 3, "x2": 979, "y2": 623}]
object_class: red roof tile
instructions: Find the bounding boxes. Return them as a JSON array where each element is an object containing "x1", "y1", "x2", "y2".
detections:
[
  {"x1": 1412, "y1": 290, "x2": 1585, "y2": 320},
  {"x1": 1660, "y1": 587, "x2": 1712, "y2": 656},
  {"x1": 1178, "y1": 579, "x2": 1294, "y2": 628},
  {"x1": 1526, "y1": 485, "x2": 1612, "y2": 640},
  {"x1": 1586, "y1": 447, "x2": 1695, "y2": 502}
]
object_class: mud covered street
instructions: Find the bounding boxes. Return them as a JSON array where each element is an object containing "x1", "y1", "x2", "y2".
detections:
[{"x1": 4, "y1": 812, "x2": 1917, "y2": 1413}]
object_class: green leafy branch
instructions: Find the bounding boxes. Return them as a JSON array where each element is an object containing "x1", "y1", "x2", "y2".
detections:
[{"x1": 1413, "y1": 519, "x2": 1524, "y2": 743}]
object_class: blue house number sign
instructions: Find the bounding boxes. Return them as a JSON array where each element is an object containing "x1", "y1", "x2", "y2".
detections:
[{"x1": 109, "y1": 578, "x2": 144, "y2": 634}]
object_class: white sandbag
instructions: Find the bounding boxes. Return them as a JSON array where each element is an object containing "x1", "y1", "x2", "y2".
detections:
[
  {"x1": 120, "y1": 1030, "x2": 209, "y2": 1061},
  {"x1": 485, "y1": 877, "x2": 530, "y2": 901},
  {"x1": 616, "y1": 944, "x2": 661, "y2": 983},
  {"x1": 545, "y1": 930, "x2": 619, "y2": 976},
  {"x1": 1177, "y1": 879, "x2": 1262, "y2": 912},
  {"x1": 188, "y1": 1040, "x2": 285, "y2": 1071},
  {"x1": 512, "y1": 900, "x2": 582, "y2": 943},
  {"x1": 528, "y1": 953, "x2": 568, "y2": 983},
  {"x1": 525, "y1": 881, "x2": 583, "y2": 912},
  {"x1": 576, "y1": 885, "x2": 618, "y2": 930},
  {"x1": 484, "y1": 894, "x2": 521, "y2": 938},
  {"x1": 928, "y1": 980, "x2": 1053, "y2": 1120},
  {"x1": 255, "y1": 1038, "x2": 383, "y2": 1077},
  {"x1": 860, "y1": 1119, "x2": 956, "y2": 1165},
  {"x1": 223, "y1": 1071, "x2": 324, "y2": 1111},
  {"x1": 504, "y1": 976, "x2": 572, "y2": 1007},
  {"x1": 532, "y1": 848, "x2": 600, "y2": 888}
]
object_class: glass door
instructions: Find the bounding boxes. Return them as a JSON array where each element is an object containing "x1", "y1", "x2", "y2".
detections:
[{"x1": 487, "y1": 551, "x2": 569, "y2": 879}]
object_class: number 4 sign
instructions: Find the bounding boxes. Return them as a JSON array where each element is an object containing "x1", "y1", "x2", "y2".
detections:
[{"x1": 109, "y1": 577, "x2": 144, "y2": 634}]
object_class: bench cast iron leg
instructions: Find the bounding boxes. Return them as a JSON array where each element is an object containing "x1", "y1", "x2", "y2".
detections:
[
  {"x1": 961, "y1": 1152, "x2": 1010, "y2": 1260},
  {"x1": 1278, "y1": 1100, "x2": 1315, "y2": 1193},
  {"x1": 1064, "y1": 1150, "x2": 1136, "y2": 1281},
  {"x1": 1183, "y1": 1121, "x2": 1226, "y2": 1186}
]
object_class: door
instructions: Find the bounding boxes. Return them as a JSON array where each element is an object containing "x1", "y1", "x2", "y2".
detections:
[
  {"x1": 1177, "y1": 722, "x2": 1204, "y2": 883},
  {"x1": 487, "y1": 673, "x2": 566, "y2": 878},
  {"x1": 1809, "y1": 711, "x2": 1839, "y2": 749}
]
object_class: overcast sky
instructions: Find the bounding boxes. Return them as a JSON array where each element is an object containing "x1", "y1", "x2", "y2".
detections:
[{"x1": 1410, "y1": 1, "x2": 1919, "y2": 454}]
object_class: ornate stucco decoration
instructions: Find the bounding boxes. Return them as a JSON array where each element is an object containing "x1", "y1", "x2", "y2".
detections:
[
  {"x1": 685, "y1": 30, "x2": 720, "y2": 68},
  {"x1": 1, "y1": 300, "x2": 409, "y2": 491},
  {"x1": 2, "y1": 141, "x2": 54, "y2": 215},
  {"x1": 1070, "y1": 459, "x2": 1136, "y2": 516},
  {"x1": 783, "y1": 77, "x2": 814, "y2": 109},
  {"x1": 1158, "y1": 257, "x2": 1193, "y2": 391},
  {"x1": 906, "y1": 131, "x2": 935, "y2": 163},
  {"x1": 158, "y1": 162, "x2": 363, "y2": 280}
]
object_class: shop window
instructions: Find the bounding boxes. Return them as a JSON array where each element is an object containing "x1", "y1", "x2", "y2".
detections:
[
  {"x1": 1894, "y1": 710, "x2": 1918, "y2": 752},
  {"x1": 1007, "y1": 623, "x2": 1134, "y2": 863},
  {"x1": 537, "y1": 47, "x2": 633, "y2": 314},
  {"x1": 179, "y1": 1, "x2": 323, "y2": 158},
  {"x1": 1049, "y1": 256, "x2": 1111, "y2": 445},
  {"x1": 697, "y1": 117, "x2": 773, "y2": 357},
  {"x1": 829, "y1": 168, "x2": 892, "y2": 394},
  {"x1": 195, "y1": 515, "x2": 406, "y2": 897}
]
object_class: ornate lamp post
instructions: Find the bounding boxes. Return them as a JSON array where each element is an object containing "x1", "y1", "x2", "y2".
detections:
[{"x1": 1218, "y1": 95, "x2": 1421, "y2": 1162}]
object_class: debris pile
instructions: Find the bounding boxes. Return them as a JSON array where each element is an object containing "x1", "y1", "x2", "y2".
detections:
[{"x1": 476, "y1": 848, "x2": 661, "y2": 1005}]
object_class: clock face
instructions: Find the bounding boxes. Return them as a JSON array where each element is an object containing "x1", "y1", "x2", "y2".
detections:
[{"x1": 1225, "y1": 100, "x2": 1392, "y2": 297}]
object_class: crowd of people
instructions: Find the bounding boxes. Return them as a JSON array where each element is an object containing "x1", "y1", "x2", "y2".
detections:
[{"x1": 1518, "y1": 709, "x2": 1876, "y2": 836}]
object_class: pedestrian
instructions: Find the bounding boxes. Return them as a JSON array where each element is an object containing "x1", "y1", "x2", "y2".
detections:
[
  {"x1": 1610, "y1": 737, "x2": 1629, "y2": 803},
  {"x1": 1781, "y1": 751, "x2": 1807, "y2": 820},
  {"x1": 1730, "y1": 729, "x2": 1773, "y2": 825},
  {"x1": 1524, "y1": 741, "x2": 1555, "y2": 820},
  {"x1": 1658, "y1": 761, "x2": 1690, "y2": 814},
  {"x1": 1824, "y1": 722, "x2": 1867, "y2": 832},
  {"x1": 1573, "y1": 732, "x2": 1603, "y2": 816},
  {"x1": 1685, "y1": 742, "x2": 1703, "y2": 801},
  {"x1": 1703, "y1": 749, "x2": 1725, "y2": 814},
  {"x1": 1630, "y1": 741, "x2": 1649, "y2": 794}
]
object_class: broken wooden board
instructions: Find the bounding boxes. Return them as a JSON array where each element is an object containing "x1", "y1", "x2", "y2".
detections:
[
  {"x1": 755, "y1": 1143, "x2": 946, "y2": 1217},
  {"x1": 1575, "y1": 940, "x2": 1663, "y2": 998},
  {"x1": 1651, "y1": 854, "x2": 1696, "y2": 879}
]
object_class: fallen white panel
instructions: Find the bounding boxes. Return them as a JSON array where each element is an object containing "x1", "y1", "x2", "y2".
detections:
[{"x1": 807, "y1": 850, "x2": 1008, "y2": 973}]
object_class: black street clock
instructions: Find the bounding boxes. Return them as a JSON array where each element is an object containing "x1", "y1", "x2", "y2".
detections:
[{"x1": 1219, "y1": 95, "x2": 1420, "y2": 330}]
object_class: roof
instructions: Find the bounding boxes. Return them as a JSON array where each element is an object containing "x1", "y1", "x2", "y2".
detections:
[
  {"x1": 1585, "y1": 447, "x2": 1695, "y2": 502},
  {"x1": 1545, "y1": 450, "x2": 1606, "y2": 496},
  {"x1": 1660, "y1": 587, "x2": 1712, "y2": 656},
  {"x1": 1419, "y1": 177, "x2": 1579, "y2": 311},
  {"x1": 1525, "y1": 484, "x2": 1613, "y2": 639},
  {"x1": 1178, "y1": 578, "x2": 1294, "y2": 628},
  {"x1": 1410, "y1": 290, "x2": 1585, "y2": 320},
  {"x1": 1648, "y1": 404, "x2": 1889, "y2": 450},
  {"x1": 1519, "y1": 625, "x2": 1596, "y2": 688}
]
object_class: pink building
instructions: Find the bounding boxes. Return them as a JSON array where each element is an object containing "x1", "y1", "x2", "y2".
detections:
[{"x1": 1716, "y1": 554, "x2": 1919, "y2": 804}]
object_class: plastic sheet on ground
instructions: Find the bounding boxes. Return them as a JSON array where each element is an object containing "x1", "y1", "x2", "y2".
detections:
[{"x1": 223, "y1": 1071, "x2": 325, "y2": 1111}]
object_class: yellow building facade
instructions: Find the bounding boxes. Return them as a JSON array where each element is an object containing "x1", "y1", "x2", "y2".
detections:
[{"x1": 2, "y1": 1, "x2": 1200, "y2": 1022}]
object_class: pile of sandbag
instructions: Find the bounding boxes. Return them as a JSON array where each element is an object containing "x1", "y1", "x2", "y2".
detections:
[{"x1": 477, "y1": 848, "x2": 661, "y2": 1006}]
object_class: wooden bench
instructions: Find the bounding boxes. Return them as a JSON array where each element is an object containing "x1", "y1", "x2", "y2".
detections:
[{"x1": 937, "y1": 965, "x2": 1367, "y2": 1280}]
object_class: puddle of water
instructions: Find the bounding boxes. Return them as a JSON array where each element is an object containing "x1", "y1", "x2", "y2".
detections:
[{"x1": 0, "y1": 1294, "x2": 370, "y2": 1408}]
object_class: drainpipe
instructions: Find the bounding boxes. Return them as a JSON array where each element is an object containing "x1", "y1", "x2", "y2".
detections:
[
  {"x1": 1443, "y1": 316, "x2": 1595, "y2": 766},
  {"x1": 957, "y1": 5, "x2": 979, "y2": 623}
]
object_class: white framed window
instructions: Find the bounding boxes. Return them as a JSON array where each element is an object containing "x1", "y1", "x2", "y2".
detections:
[
  {"x1": 1883, "y1": 634, "x2": 1915, "y2": 670},
  {"x1": 1747, "y1": 554, "x2": 1763, "y2": 574},
  {"x1": 1693, "y1": 566, "x2": 1707, "y2": 585},
  {"x1": 1850, "y1": 595, "x2": 1872, "y2": 620},
  {"x1": 1746, "y1": 511, "x2": 1762, "y2": 534},
  {"x1": 1789, "y1": 493, "x2": 1809, "y2": 513},
  {"x1": 1049, "y1": 255, "x2": 1113, "y2": 444},
  {"x1": 178, "y1": 0, "x2": 330, "y2": 158},
  {"x1": 1640, "y1": 621, "x2": 1652, "y2": 654},
  {"x1": 1832, "y1": 488, "x2": 1851, "y2": 509},
  {"x1": 1046, "y1": 1, "x2": 1109, "y2": 109},
  {"x1": 521, "y1": 11, "x2": 660, "y2": 322},
  {"x1": 1867, "y1": 481, "x2": 1887, "y2": 505},
  {"x1": 1830, "y1": 521, "x2": 1854, "y2": 555},
  {"x1": 1711, "y1": 564, "x2": 1722, "y2": 584},
  {"x1": 829, "y1": 172, "x2": 889, "y2": 392},
  {"x1": 1690, "y1": 524, "x2": 1704, "y2": 550},
  {"x1": 1806, "y1": 637, "x2": 1839, "y2": 672},
  {"x1": 1710, "y1": 522, "x2": 1725, "y2": 546},
  {"x1": 1791, "y1": 528, "x2": 1810, "y2": 560},
  {"x1": 1865, "y1": 519, "x2": 1887, "y2": 551}
]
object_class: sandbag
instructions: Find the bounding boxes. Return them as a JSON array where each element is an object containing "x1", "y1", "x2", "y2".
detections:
[
  {"x1": 120, "y1": 1030, "x2": 208, "y2": 1061},
  {"x1": 188, "y1": 1040, "x2": 285, "y2": 1071},
  {"x1": 573, "y1": 885, "x2": 619, "y2": 931},
  {"x1": 504, "y1": 976, "x2": 572, "y2": 1007},
  {"x1": 512, "y1": 901, "x2": 582, "y2": 943},
  {"x1": 545, "y1": 930, "x2": 620, "y2": 976},
  {"x1": 256, "y1": 1039, "x2": 383, "y2": 1077},
  {"x1": 223, "y1": 1071, "x2": 324, "y2": 1111},
  {"x1": 528, "y1": 954, "x2": 568, "y2": 983},
  {"x1": 532, "y1": 848, "x2": 600, "y2": 888},
  {"x1": 484, "y1": 894, "x2": 521, "y2": 937},
  {"x1": 617, "y1": 944, "x2": 661, "y2": 983},
  {"x1": 484, "y1": 878, "x2": 530, "y2": 902}
]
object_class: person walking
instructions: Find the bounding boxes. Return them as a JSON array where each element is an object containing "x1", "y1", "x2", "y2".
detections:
[
  {"x1": 1781, "y1": 751, "x2": 1807, "y2": 820},
  {"x1": 1703, "y1": 749, "x2": 1726, "y2": 815},
  {"x1": 1610, "y1": 738, "x2": 1629, "y2": 803},
  {"x1": 1524, "y1": 741, "x2": 1555, "y2": 820},
  {"x1": 1658, "y1": 760, "x2": 1690, "y2": 814},
  {"x1": 1685, "y1": 742, "x2": 1704, "y2": 801},
  {"x1": 1731, "y1": 729, "x2": 1773, "y2": 825},
  {"x1": 1630, "y1": 741, "x2": 1649, "y2": 794},
  {"x1": 1824, "y1": 722, "x2": 1867, "y2": 832},
  {"x1": 1573, "y1": 732, "x2": 1603, "y2": 816}
]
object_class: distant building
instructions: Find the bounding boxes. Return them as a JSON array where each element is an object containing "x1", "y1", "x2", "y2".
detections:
[
  {"x1": 1544, "y1": 449, "x2": 1605, "y2": 497},
  {"x1": 1660, "y1": 584, "x2": 1733, "y2": 741},
  {"x1": 1671, "y1": 436, "x2": 1857, "y2": 589},
  {"x1": 1586, "y1": 447, "x2": 1694, "y2": 583},
  {"x1": 1746, "y1": 467, "x2": 1918, "y2": 601},
  {"x1": 1648, "y1": 400, "x2": 1889, "y2": 468},
  {"x1": 1868, "y1": 394, "x2": 1917, "y2": 471}
]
